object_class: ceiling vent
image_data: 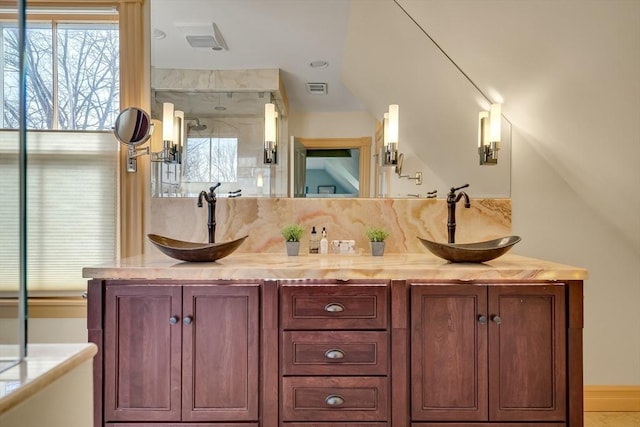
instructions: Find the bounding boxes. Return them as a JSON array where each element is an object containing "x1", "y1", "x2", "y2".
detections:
[
  {"x1": 306, "y1": 82, "x2": 328, "y2": 95},
  {"x1": 177, "y1": 22, "x2": 228, "y2": 51}
]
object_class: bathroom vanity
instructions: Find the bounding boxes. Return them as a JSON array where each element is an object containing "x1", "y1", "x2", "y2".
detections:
[{"x1": 84, "y1": 253, "x2": 586, "y2": 427}]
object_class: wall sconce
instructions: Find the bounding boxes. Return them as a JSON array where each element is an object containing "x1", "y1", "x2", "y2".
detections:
[
  {"x1": 478, "y1": 103, "x2": 501, "y2": 165},
  {"x1": 113, "y1": 105, "x2": 184, "y2": 173},
  {"x1": 264, "y1": 102, "x2": 277, "y2": 164},
  {"x1": 173, "y1": 109, "x2": 184, "y2": 164},
  {"x1": 151, "y1": 102, "x2": 182, "y2": 163},
  {"x1": 382, "y1": 104, "x2": 399, "y2": 165}
]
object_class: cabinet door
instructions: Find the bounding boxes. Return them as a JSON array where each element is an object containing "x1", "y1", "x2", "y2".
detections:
[
  {"x1": 488, "y1": 284, "x2": 566, "y2": 422},
  {"x1": 411, "y1": 284, "x2": 488, "y2": 422},
  {"x1": 182, "y1": 285, "x2": 259, "y2": 422},
  {"x1": 104, "y1": 285, "x2": 182, "y2": 422}
]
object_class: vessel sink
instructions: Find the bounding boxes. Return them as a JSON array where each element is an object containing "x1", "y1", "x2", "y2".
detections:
[
  {"x1": 148, "y1": 234, "x2": 248, "y2": 262},
  {"x1": 417, "y1": 235, "x2": 521, "y2": 263}
]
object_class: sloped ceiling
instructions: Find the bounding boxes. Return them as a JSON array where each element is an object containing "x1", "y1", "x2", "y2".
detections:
[
  {"x1": 342, "y1": 0, "x2": 511, "y2": 197},
  {"x1": 395, "y1": 0, "x2": 640, "y2": 251}
]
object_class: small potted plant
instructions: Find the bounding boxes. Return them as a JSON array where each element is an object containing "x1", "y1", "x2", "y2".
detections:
[
  {"x1": 281, "y1": 224, "x2": 304, "y2": 256},
  {"x1": 366, "y1": 226, "x2": 389, "y2": 256}
]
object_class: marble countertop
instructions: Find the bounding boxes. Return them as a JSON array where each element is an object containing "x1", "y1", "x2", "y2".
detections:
[
  {"x1": 82, "y1": 253, "x2": 588, "y2": 282},
  {"x1": 0, "y1": 343, "x2": 97, "y2": 415}
]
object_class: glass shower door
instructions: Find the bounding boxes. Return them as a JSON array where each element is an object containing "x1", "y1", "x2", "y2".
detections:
[{"x1": 0, "y1": 0, "x2": 27, "y2": 372}]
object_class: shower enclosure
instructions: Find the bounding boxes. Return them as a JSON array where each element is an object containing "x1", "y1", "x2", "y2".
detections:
[{"x1": 0, "y1": 0, "x2": 28, "y2": 373}]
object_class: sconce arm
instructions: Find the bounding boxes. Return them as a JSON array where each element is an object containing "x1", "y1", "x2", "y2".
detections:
[
  {"x1": 397, "y1": 171, "x2": 423, "y2": 185},
  {"x1": 127, "y1": 145, "x2": 150, "y2": 159}
]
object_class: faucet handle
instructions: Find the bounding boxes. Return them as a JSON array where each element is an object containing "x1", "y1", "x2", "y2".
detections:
[
  {"x1": 210, "y1": 182, "x2": 222, "y2": 192},
  {"x1": 450, "y1": 183, "x2": 469, "y2": 193}
]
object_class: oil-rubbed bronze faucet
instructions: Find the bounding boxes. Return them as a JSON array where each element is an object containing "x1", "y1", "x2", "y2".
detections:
[
  {"x1": 447, "y1": 184, "x2": 471, "y2": 243},
  {"x1": 197, "y1": 182, "x2": 222, "y2": 243}
]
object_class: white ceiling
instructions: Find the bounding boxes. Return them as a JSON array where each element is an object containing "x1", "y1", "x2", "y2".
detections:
[{"x1": 150, "y1": 0, "x2": 364, "y2": 113}]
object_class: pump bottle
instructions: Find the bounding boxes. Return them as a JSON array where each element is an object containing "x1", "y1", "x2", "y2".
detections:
[{"x1": 320, "y1": 227, "x2": 328, "y2": 254}]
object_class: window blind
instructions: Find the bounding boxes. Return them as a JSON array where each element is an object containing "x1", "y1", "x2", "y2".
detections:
[{"x1": 0, "y1": 130, "x2": 117, "y2": 293}]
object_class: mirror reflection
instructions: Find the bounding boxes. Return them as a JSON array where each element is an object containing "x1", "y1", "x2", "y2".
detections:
[
  {"x1": 150, "y1": 0, "x2": 511, "y2": 199},
  {"x1": 113, "y1": 107, "x2": 152, "y2": 147},
  {"x1": 150, "y1": 88, "x2": 278, "y2": 197}
]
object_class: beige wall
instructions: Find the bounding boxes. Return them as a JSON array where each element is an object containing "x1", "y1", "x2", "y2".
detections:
[{"x1": 405, "y1": 0, "x2": 640, "y2": 385}]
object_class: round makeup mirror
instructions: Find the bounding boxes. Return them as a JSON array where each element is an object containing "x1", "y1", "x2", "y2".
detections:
[{"x1": 114, "y1": 107, "x2": 153, "y2": 147}]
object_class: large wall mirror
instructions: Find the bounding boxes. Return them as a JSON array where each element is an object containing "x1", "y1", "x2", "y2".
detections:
[
  {"x1": 150, "y1": 85, "x2": 279, "y2": 197},
  {"x1": 150, "y1": 0, "x2": 511, "y2": 199}
]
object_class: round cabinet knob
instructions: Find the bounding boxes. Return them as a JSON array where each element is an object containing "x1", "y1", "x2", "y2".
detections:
[
  {"x1": 478, "y1": 315, "x2": 488, "y2": 324},
  {"x1": 491, "y1": 315, "x2": 502, "y2": 325},
  {"x1": 324, "y1": 349, "x2": 345, "y2": 360},
  {"x1": 182, "y1": 316, "x2": 193, "y2": 325},
  {"x1": 324, "y1": 303, "x2": 345, "y2": 313},
  {"x1": 169, "y1": 316, "x2": 179, "y2": 325},
  {"x1": 325, "y1": 394, "x2": 345, "y2": 406}
]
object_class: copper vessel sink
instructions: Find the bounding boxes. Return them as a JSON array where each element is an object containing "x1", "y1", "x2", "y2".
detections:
[
  {"x1": 148, "y1": 234, "x2": 248, "y2": 262},
  {"x1": 417, "y1": 235, "x2": 521, "y2": 263}
]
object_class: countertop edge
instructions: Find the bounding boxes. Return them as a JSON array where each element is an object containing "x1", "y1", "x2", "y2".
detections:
[
  {"x1": 82, "y1": 253, "x2": 588, "y2": 282},
  {"x1": 0, "y1": 343, "x2": 98, "y2": 416}
]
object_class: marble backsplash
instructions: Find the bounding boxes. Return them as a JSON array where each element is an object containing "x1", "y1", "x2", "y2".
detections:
[{"x1": 149, "y1": 197, "x2": 511, "y2": 255}]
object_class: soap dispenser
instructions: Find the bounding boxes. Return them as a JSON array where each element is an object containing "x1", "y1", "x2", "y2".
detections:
[
  {"x1": 309, "y1": 226, "x2": 319, "y2": 254},
  {"x1": 320, "y1": 227, "x2": 328, "y2": 254}
]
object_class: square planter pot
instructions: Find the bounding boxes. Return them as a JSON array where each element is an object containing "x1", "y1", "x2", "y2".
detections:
[
  {"x1": 370, "y1": 241, "x2": 385, "y2": 256},
  {"x1": 285, "y1": 241, "x2": 300, "y2": 256}
]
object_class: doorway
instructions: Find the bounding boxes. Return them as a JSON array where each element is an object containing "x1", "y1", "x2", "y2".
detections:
[{"x1": 290, "y1": 137, "x2": 371, "y2": 197}]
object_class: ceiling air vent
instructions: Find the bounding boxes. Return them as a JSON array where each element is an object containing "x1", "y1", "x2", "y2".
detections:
[
  {"x1": 177, "y1": 22, "x2": 228, "y2": 51},
  {"x1": 306, "y1": 82, "x2": 328, "y2": 95}
]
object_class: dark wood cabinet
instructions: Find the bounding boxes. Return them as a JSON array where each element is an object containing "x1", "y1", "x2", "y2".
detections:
[
  {"x1": 411, "y1": 283, "x2": 566, "y2": 424},
  {"x1": 88, "y1": 277, "x2": 583, "y2": 427},
  {"x1": 280, "y1": 282, "x2": 390, "y2": 425},
  {"x1": 101, "y1": 281, "x2": 259, "y2": 425},
  {"x1": 104, "y1": 285, "x2": 182, "y2": 422}
]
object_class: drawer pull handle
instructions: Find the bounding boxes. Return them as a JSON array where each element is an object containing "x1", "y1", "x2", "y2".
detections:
[
  {"x1": 491, "y1": 315, "x2": 502, "y2": 325},
  {"x1": 324, "y1": 349, "x2": 345, "y2": 359},
  {"x1": 183, "y1": 316, "x2": 193, "y2": 325},
  {"x1": 324, "y1": 303, "x2": 345, "y2": 313},
  {"x1": 169, "y1": 316, "x2": 179, "y2": 325},
  {"x1": 325, "y1": 394, "x2": 345, "y2": 406}
]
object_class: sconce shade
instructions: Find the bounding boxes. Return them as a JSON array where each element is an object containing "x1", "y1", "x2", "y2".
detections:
[
  {"x1": 489, "y1": 103, "x2": 501, "y2": 143},
  {"x1": 162, "y1": 102, "x2": 174, "y2": 141},
  {"x1": 264, "y1": 102, "x2": 277, "y2": 164},
  {"x1": 388, "y1": 104, "x2": 399, "y2": 144},
  {"x1": 173, "y1": 110, "x2": 184, "y2": 161},
  {"x1": 383, "y1": 112, "x2": 389, "y2": 147},
  {"x1": 264, "y1": 103, "x2": 276, "y2": 142},
  {"x1": 478, "y1": 111, "x2": 489, "y2": 148}
]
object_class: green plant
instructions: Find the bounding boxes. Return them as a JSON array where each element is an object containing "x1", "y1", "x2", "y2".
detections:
[
  {"x1": 281, "y1": 224, "x2": 304, "y2": 242},
  {"x1": 366, "y1": 227, "x2": 389, "y2": 242}
]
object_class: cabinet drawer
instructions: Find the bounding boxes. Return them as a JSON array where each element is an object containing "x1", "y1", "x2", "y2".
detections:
[
  {"x1": 411, "y1": 424, "x2": 565, "y2": 427},
  {"x1": 282, "y1": 331, "x2": 388, "y2": 375},
  {"x1": 281, "y1": 285, "x2": 388, "y2": 330},
  {"x1": 286, "y1": 424, "x2": 387, "y2": 427},
  {"x1": 282, "y1": 377, "x2": 388, "y2": 421}
]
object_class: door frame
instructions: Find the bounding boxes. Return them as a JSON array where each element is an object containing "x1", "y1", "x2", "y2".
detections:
[{"x1": 296, "y1": 137, "x2": 371, "y2": 197}]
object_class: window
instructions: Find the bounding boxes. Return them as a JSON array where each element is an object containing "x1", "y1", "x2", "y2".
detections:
[
  {"x1": 0, "y1": 12, "x2": 119, "y2": 294},
  {"x1": 1, "y1": 20, "x2": 119, "y2": 129},
  {"x1": 0, "y1": 130, "x2": 118, "y2": 293},
  {"x1": 184, "y1": 137, "x2": 238, "y2": 182}
]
